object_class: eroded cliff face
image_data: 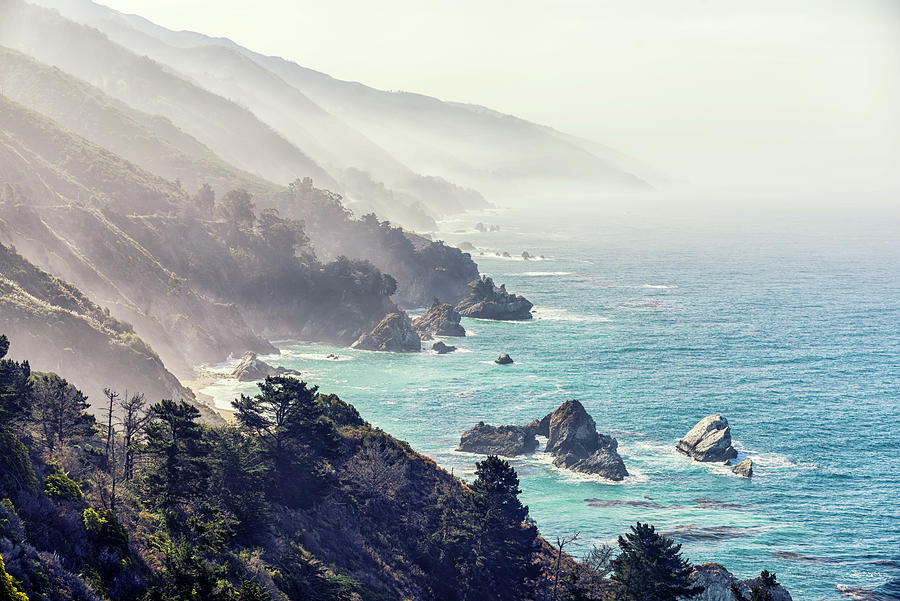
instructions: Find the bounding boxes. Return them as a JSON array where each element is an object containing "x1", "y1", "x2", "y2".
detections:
[{"x1": 0, "y1": 243, "x2": 216, "y2": 419}]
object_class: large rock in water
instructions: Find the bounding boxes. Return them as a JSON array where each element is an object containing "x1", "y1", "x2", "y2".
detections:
[
  {"x1": 681, "y1": 564, "x2": 792, "y2": 601},
  {"x1": 455, "y1": 276, "x2": 533, "y2": 320},
  {"x1": 457, "y1": 422, "x2": 537, "y2": 456},
  {"x1": 542, "y1": 400, "x2": 629, "y2": 481},
  {"x1": 413, "y1": 301, "x2": 466, "y2": 338},
  {"x1": 232, "y1": 352, "x2": 301, "y2": 382},
  {"x1": 676, "y1": 415, "x2": 738, "y2": 462},
  {"x1": 351, "y1": 312, "x2": 421, "y2": 352}
]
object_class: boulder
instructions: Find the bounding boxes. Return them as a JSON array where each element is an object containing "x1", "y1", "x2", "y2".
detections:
[
  {"x1": 731, "y1": 458, "x2": 753, "y2": 478},
  {"x1": 495, "y1": 353, "x2": 514, "y2": 365},
  {"x1": 413, "y1": 301, "x2": 466, "y2": 338},
  {"x1": 543, "y1": 400, "x2": 628, "y2": 481},
  {"x1": 351, "y1": 312, "x2": 421, "y2": 352},
  {"x1": 432, "y1": 341, "x2": 457, "y2": 354},
  {"x1": 455, "y1": 276, "x2": 533, "y2": 320},
  {"x1": 676, "y1": 415, "x2": 739, "y2": 462},
  {"x1": 231, "y1": 352, "x2": 301, "y2": 382},
  {"x1": 681, "y1": 564, "x2": 792, "y2": 601},
  {"x1": 457, "y1": 422, "x2": 537, "y2": 456}
]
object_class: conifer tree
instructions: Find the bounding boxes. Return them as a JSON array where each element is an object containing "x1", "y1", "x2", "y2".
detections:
[
  {"x1": 143, "y1": 400, "x2": 208, "y2": 508},
  {"x1": 610, "y1": 522, "x2": 703, "y2": 601}
]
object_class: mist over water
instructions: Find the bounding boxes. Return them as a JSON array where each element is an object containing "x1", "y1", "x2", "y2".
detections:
[{"x1": 201, "y1": 200, "x2": 900, "y2": 601}]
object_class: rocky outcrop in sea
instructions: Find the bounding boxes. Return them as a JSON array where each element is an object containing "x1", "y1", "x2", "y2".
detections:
[
  {"x1": 351, "y1": 312, "x2": 421, "y2": 352},
  {"x1": 683, "y1": 564, "x2": 792, "y2": 601},
  {"x1": 455, "y1": 276, "x2": 533, "y2": 320},
  {"x1": 231, "y1": 351, "x2": 302, "y2": 382},
  {"x1": 457, "y1": 400, "x2": 628, "y2": 481},
  {"x1": 457, "y1": 422, "x2": 538, "y2": 456},
  {"x1": 412, "y1": 300, "x2": 466, "y2": 338},
  {"x1": 676, "y1": 414, "x2": 739, "y2": 462},
  {"x1": 495, "y1": 353, "x2": 514, "y2": 365}
]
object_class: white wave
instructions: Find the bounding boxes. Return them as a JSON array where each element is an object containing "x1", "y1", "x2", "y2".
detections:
[
  {"x1": 520, "y1": 271, "x2": 574, "y2": 277},
  {"x1": 640, "y1": 284, "x2": 677, "y2": 289},
  {"x1": 531, "y1": 308, "x2": 610, "y2": 323}
]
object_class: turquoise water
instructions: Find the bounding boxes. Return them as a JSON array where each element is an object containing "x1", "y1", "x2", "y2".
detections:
[{"x1": 202, "y1": 203, "x2": 900, "y2": 601}]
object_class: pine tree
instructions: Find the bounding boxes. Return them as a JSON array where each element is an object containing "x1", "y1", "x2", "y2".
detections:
[
  {"x1": 232, "y1": 376, "x2": 337, "y2": 505},
  {"x1": 467, "y1": 455, "x2": 539, "y2": 601},
  {"x1": 143, "y1": 400, "x2": 209, "y2": 508},
  {"x1": 610, "y1": 522, "x2": 703, "y2": 601},
  {"x1": 0, "y1": 335, "x2": 33, "y2": 429}
]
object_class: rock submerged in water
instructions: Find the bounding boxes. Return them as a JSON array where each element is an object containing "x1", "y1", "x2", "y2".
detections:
[
  {"x1": 351, "y1": 312, "x2": 421, "y2": 352},
  {"x1": 457, "y1": 422, "x2": 537, "y2": 456},
  {"x1": 456, "y1": 399, "x2": 628, "y2": 481},
  {"x1": 412, "y1": 300, "x2": 466, "y2": 338},
  {"x1": 676, "y1": 414, "x2": 739, "y2": 462},
  {"x1": 495, "y1": 353, "x2": 514, "y2": 365},
  {"x1": 455, "y1": 276, "x2": 533, "y2": 320},
  {"x1": 683, "y1": 564, "x2": 792, "y2": 601},
  {"x1": 431, "y1": 341, "x2": 457, "y2": 354},
  {"x1": 231, "y1": 351, "x2": 301, "y2": 382},
  {"x1": 731, "y1": 458, "x2": 753, "y2": 478}
]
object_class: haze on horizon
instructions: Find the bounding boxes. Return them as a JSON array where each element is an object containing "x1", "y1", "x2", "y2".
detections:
[{"x1": 62, "y1": 0, "x2": 900, "y2": 205}]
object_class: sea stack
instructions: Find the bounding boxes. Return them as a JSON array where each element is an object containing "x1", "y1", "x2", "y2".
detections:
[{"x1": 676, "y1": 415, "x2": 739, "y2": 462}]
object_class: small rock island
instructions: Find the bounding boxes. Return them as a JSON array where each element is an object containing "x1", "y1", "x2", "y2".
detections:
[
  {"x1": 231, "y1": 351, "x2": 302, "y2": 382},
  {"x1": 676, "y1": 414, "x2": 739, "y2": 462},
  {"x1": 455, "y1": 276, "x2": 533, "y2": 320},
  {"x1": 457, "y1": 400, "x2": 629, "y2": 481}
]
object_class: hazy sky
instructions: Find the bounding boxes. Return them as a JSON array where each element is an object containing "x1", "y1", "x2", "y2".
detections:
[{"x1": 97, "y1": 0, "x2": 900, "y2": 199}]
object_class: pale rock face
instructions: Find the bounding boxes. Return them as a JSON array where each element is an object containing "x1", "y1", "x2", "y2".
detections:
[
  {"x1": 680, "y1": 564, "x2": 793, "y2": 601},
  {"x1": 676, "y1": 414, "x2": 739, "y2": 462}
]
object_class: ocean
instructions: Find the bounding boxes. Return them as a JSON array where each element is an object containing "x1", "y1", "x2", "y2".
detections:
[{"x1": 201, "y1": 201, "x2": 900, "y2": 601}]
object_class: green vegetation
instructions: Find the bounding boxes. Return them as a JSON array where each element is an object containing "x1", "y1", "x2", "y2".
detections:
[{"x1": 0, "y1": 333, "x2": 712, "y2": 601}]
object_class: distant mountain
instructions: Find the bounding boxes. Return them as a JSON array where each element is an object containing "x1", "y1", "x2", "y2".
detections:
[
  {"x1": 0, "y1": 46, "x2": 274, "y2": 198},
  {"x1": 0, "y1": 0, "x2": 338, "y2": 192},
  {"x1": 26, "y1": 0, "x2": 651, "y2": 202}
]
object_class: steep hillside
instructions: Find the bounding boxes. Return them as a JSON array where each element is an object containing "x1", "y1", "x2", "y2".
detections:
[
  {"x1": 0, "y1": 0, "x2": 338, "y2": 191},
  {"x1": 0, "y1": 242, "x2": 203, "y2": 415}
]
